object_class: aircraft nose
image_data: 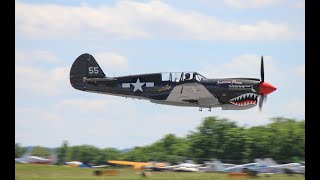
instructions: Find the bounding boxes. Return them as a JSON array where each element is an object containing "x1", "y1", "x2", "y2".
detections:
[{"x1": 259, "y1": 82, "x2": 276, "y2": 95}]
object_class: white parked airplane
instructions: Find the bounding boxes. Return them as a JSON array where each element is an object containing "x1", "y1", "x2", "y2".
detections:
[
  {"x1": 219, "y1": 162, "x2": 269, "y2": 173},
  {"x1": 198, "y1": 160, "x2": 236, "y2": 172},
  {"x1": 161, "y1": 160, "x2": 201, "y2": 172},
  {"x1": 254, "y1": 158, "x2": 305, "y2": 175},
  {"x1": 15, "y1": 151, "x2": 57, "y2": 164}
]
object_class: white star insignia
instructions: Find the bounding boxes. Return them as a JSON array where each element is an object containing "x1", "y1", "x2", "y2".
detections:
[{"x1": 131, "y1": 78, "x2": 145, "y2": 92}]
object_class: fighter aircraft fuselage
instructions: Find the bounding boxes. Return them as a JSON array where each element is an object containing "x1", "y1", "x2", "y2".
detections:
[{"x1": 70, "y1": 53, "x2": 276, "y2": 111}]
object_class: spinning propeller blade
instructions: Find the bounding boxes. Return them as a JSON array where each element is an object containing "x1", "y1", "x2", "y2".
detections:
[
  {"x1": 261, "y1": 56, "x2": 264, "y2": 82},
  {"x1": 258, "y1": 94, "x2": 266, "y2": 112},
  {"x1": 258, "y1": 55, "x2": 274, "y2": 111}
]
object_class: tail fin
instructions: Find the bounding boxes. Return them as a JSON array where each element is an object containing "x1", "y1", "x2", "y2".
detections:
[
  {"x1": 255, "y1": 158, "x2": 278, "y2": 166},
  {"x1": 213, "y1": 160, "x2": 225, "y2": 172},
  {"x1": 48, "y1": 153, "x2": 58, "y2": 164},
  {"x1": 254, "y1": 158, "x2": 266, "y2": 165},
  {"x1": 21, "y1": 151, "x2": 32, "y2": 158},
  {"x1": 21, "y1": 146, "x2": 33, "y2": 158},
  {"x1": 15, "y1": 148, "x2": 32, "y2": 163},
  {"x1": 70, "y1": 53, "x2": 106, "y2": 91},
  {"x1": 264, "y1": 158, "x2": 278, "y2": 166}
]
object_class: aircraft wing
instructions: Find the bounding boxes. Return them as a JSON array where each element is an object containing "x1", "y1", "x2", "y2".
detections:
[
  {"x1": 165, "y1": 83, "x2": 219, "y2": 107},
  {"x1": 142, "y1": 165, "x2": 168, "y2": 171},
  {"x1": 173, "y1": 167, "x2": 199, "y2": 172},
  {"x1": 91, "y1": 165, "x2": 109, "y2": 168},
  {"x1": 107, "y1": 160, "x2": 140, "y2": 166},
  {"x1": 108, "y1": 160, "x2": 156, "y2": 170},
  {"x1": 15, "y1": 158, "x2": 28, "y2": 163}
]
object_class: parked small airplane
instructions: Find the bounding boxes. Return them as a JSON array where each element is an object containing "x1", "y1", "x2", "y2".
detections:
[
  {"x1": 219, "y1": 162, "x2": 270, "y2": 173},
  {"x1": 254, "y1": 158, "x2": 305, "y2": 175},
  {"x1": 213, "y1": 158, "x2": 305, "y2": 176},
  {"x1": 198, "y1": 160, "x2": 236, "y2": 172},
  {"x1": 107, "y1": 160, "x2": 167, "y2": 170},
  {"x1": 70, "y1": 54, "x2": 276, "y2": 111},
  {"x1": 140, "y1": 161, "x2": 171, "y2": 171},
  {"x1": 15, "y1": 151, "x2": 57, "y2": 164},
  {"x1": 64, "y1": 161, "x2": 108, "y2": 168},
  {"x1": 161, "y1": 160, "x2": 202, "y2": 172}
]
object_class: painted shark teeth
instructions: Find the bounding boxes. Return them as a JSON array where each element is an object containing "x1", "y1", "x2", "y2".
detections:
[{"x1": 229, "y1": 93, "x2": 258, "y2": 106}]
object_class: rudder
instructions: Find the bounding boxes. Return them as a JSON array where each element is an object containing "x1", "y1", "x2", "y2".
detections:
[
  {"x1": 213, "y1": 160, "x2": 225, "y2": 172},
  {"x1": 70, "y1": 53, "x2": 106, "y2": 91}
]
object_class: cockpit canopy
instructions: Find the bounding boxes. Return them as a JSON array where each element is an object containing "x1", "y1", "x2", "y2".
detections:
[{"x1": 161, "y1": 72, "x2": 207, "y2": 82}]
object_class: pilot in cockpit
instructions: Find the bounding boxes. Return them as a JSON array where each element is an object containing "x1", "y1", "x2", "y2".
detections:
[{"x1": 185, "y1": 73, "x2": 191, "y2": 80}]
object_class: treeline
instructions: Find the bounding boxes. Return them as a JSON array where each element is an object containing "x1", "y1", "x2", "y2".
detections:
[{"x1": 15, "y1": 116, "x2": 304, "y2": 165}]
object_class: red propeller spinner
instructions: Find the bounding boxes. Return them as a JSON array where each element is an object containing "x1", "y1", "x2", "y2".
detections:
[{"x1": 259, "y1": 82, "x2": 276, "y2": 95}]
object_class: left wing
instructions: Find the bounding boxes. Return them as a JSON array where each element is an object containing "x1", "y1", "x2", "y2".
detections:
[
  {"x1": 107, "y1": 160, "x2": 140, "y2": 166},
  {"x1": 165, "y1": 83, "x2": 219, "y2": 107}
]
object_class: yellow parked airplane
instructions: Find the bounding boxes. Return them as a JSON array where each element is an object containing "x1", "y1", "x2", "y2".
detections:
[{"x1": 107, "y1": 160, "x2": 167, "y2": 170}]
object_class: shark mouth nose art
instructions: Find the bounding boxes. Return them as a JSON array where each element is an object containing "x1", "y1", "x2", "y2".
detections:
[{"x1": 229, "y1": 93, "x2": 258, "y2": 106}]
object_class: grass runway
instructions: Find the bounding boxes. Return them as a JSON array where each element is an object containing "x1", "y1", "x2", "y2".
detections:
[{"x1": 15, "y1": 164, "x2": 305, "y2": 180}]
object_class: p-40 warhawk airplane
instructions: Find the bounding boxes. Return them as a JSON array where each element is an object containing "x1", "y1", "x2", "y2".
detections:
[{"x1": 70, "y1": 53, "x2": 276, "y2": 111}]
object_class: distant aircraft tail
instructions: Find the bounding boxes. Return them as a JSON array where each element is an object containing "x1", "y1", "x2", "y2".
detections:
[
  {"x1": 264, "y1": 158, "x2": 278, "y2": 166},
  {"x1": 15, "y1": 150, "x2": 31, "y2": 163},
  {"x1": 18, "y1": 147, "x2": 33, "y2": 159},
  {"x1": 15, "y1": 148, "x2": 32, "y2": 163},
  {"x1": 254, "y1": 158, "x2": 278, "y2": 166},
  {"x1": 21, "y1": 151, "x2": 32, "y2": 158},
  {"x1": 70, "y1": 53, "x2": 106, "y2": 91},
  {"x1": 213, "y1": 160, "x2": 225, "y2": 172},
  {"x1": 48, "y1": 154, "x2": 58, "y2": 164},
  {"x1": 254, "y1": 158, "x2": 265, "y2": 165}
]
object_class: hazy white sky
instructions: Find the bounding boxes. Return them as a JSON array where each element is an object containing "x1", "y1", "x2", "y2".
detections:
[{"x1": 15, "y1": 0, "x2": 304, "y2": 149}]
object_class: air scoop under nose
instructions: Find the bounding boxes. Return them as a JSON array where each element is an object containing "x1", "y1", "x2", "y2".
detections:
[{"x1": 259, "y1": 82, "x2": 276, "y2": 95}]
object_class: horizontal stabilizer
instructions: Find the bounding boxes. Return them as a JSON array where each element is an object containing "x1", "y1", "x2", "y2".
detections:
[{"x1": 84, "y1": 77, "x2": 117, "y2": 82}]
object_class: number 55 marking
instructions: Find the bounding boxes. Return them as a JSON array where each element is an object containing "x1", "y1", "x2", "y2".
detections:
[{"x1": 88, "y1": 67, "x2": 99, "y2": 74}]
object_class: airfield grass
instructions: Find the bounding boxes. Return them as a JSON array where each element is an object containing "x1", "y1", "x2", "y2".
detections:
[{"x1": 15, "y1": 164, "x2": 305, "y2": 180}]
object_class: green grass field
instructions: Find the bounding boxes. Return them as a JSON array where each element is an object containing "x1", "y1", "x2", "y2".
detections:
[{"x1": 15, "y1": 164, "x2": 305, "y2": 180}]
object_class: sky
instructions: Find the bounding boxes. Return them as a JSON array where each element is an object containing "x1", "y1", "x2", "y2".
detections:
[{"x1": 15, "y1": 0, "x2": 305, "y2": 149}]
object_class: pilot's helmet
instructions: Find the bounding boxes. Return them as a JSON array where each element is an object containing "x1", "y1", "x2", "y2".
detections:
[{"x1": 185, "y1": 73, "x2": 190, "y2": 79}]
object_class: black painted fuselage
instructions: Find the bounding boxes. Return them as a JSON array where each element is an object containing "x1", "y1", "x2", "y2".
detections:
[{"x1": 70, "y1": 53, "x2": 276, "y2": 110}]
